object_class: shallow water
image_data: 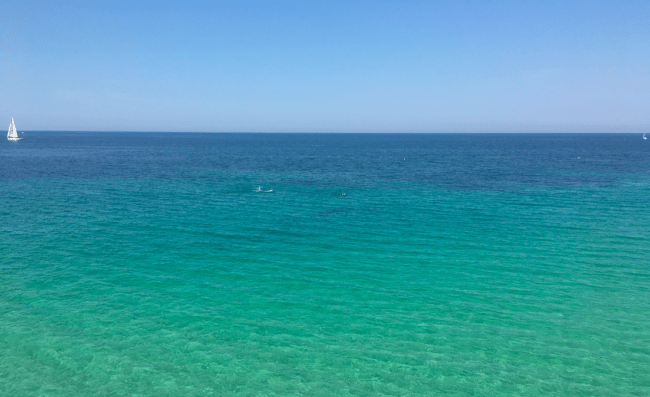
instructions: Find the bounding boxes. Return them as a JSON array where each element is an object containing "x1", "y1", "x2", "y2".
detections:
[{"x1": 1, "y1": 133, "x2": 649, "y2": 396}]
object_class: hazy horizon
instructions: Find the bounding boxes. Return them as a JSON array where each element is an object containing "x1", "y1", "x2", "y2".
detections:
[
  {"x1": 13, "y1": 130, "x2": 647, "y2": 135},
  {"x1": 2, "y1": 1, "x2": 649, "y2": 133}
]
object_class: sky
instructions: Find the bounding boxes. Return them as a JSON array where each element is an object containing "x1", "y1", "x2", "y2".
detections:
[{"x1": 0, "y1": 0, "x2": 649, "y2": 132}]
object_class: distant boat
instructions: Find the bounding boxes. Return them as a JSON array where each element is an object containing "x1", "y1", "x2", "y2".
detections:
[
  {"x1": 644, "y1": 132, "x2": 647, "y2": 140},
  {"x1": 7, "y1": 118, "x2": 21, "y2": 141}
]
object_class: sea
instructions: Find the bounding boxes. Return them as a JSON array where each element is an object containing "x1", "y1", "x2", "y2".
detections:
[{"x1": 1, "y1": 132, "x2": 649, "y2": 396}]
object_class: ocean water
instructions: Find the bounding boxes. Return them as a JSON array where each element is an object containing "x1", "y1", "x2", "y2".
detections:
[{"x1": 1, "y1": 132, "x2": 649, "y2": 396}]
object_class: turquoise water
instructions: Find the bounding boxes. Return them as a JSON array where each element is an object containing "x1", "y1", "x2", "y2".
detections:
[{"x1": 1, "y1": 133, "x2": 649, "y2": 396}]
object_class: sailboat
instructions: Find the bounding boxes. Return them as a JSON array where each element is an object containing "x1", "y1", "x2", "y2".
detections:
[
  {"x1": 644, "y1": 132, "x2": 647, "y2": 140},
  {"x1": 7, "y1": 118, "x2": 21, "y2": 141}
]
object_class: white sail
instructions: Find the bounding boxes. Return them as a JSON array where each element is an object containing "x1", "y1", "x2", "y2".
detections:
[
  {"x1": 7, "y1": 118, "x2": 21, "y2": 141},
  {"x1": 8, "y1": 119, "x2": 16, "y2": 138}
]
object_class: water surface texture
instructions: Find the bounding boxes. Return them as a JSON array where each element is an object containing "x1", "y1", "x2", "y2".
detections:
[{"x1": 1, "y1": 133, "x2": 649, "y2": 396}]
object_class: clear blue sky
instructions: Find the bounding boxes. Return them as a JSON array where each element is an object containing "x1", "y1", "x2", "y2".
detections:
[{"x1": 1, "y1": 0, "x2": 648, "y2": 132}]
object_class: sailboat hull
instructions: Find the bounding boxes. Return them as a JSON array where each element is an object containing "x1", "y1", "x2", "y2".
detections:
[{"x1": 7, "y1": 137, "x2": 22, "y2": 141}]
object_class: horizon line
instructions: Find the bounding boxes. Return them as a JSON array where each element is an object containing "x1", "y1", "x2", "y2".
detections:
[{"x1": 12, "y1": 130, "x2": 648, "y2": 134}]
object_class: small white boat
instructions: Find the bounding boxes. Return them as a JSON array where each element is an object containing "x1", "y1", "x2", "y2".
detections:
[
  {"x1": 644, "y1": 132, "x2": 647, "y2": 140},
  {"x1": 7, "y1": 118, "x2": 21, "y2": 141}
]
